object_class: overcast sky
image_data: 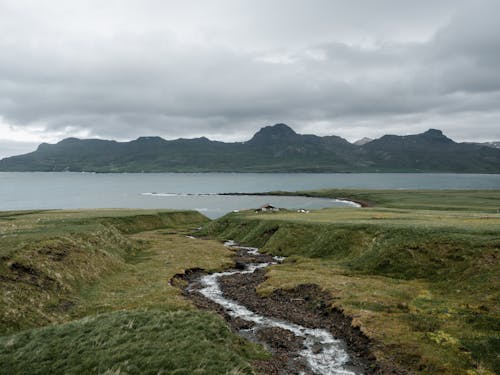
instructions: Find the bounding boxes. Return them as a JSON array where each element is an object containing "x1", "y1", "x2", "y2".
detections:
[{"x1": 1, "y1": 0, "x2": 499, "y2": 158}]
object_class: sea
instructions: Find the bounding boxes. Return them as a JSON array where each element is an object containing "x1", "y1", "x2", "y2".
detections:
[{"x1": 1, "y1": 172, "x2": 499, "y2": 218}]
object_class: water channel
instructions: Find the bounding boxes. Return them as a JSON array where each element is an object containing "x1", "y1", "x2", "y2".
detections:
[{"x1": 190, "y1": 241, "x2": 363, "y2": 375}]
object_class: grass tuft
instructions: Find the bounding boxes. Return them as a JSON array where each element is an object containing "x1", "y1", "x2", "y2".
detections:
[{"x1": 0, "y1": 309, "x2": 267, "y2": 375}]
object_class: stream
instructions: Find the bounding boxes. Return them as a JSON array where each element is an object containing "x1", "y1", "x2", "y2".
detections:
[{"x1": 188, "y1": 241, "x2": 364, "y2": 375}]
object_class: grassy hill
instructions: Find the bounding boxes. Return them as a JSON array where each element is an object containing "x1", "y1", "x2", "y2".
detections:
[
  {"x1": 201, "y1": 190, "x2": 500, "y2": 374},
  {"x1": 0, "y1": 209, "x2": 267, "y2": 374},
  {"x1": 0, "y1": 309, "x2": 263, "y2": 375}
]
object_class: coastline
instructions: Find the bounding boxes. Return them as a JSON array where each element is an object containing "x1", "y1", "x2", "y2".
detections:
[{"x1": 219, "y1": 192, "x2": 371, "y2": 208}]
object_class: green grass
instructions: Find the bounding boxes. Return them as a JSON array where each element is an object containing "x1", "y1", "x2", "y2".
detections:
[
  {"x1": 0, "y1": 309, "x2": 266, "y2": 375},
  {"x1": 2, "y1": 190, "x2": 499, "y2": 374},
  {"x1": 202, "y1": 203, "x2": 500, "y2": 374},
  {"x1": 72, "y1": 230, "x2": 234, "y2": 317},
  {"x1": 0, "y1": 209, "x2": 269, "y2": 374},
  {"x1": 259, "y1": 189, "x2": 500, "y2": 212},
  {"x1": 0, "y1": 209, "x2": 210, "y2": 334}
]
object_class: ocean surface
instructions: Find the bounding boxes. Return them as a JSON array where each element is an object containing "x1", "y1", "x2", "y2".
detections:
[{"x1": 1, "y1": 172, "x2": 499, "y2": 218}]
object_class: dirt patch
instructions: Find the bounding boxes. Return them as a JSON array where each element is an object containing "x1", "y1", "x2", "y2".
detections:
[
  {"x1": 6, "y1": 261, "x2": 57, "y2": 288},
  {"x1": 218, "y1": 269, "x2": 379, "y2": 374}
]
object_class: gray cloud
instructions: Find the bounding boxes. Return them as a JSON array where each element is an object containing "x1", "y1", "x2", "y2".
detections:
[
  {"x1": 0, "y1": 140, "x2": 39, "y2": 159},
  {"x1": 0, "y1": 0, "x2": 499, "y2": 158}
]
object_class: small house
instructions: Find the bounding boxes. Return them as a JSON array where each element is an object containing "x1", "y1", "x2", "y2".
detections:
[{"x1": 257, "y1": 203, "x2": 279, "y2": 212}]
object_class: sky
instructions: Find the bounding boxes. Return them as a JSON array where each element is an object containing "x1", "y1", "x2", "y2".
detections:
[{"x1": 0, "y1": 0, "x2": 500, "y2": 158}]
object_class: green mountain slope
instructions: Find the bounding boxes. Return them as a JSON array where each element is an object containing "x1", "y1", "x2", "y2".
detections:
[{"x1": 1, "y1": 124, "x2": 499, "y2": 172}]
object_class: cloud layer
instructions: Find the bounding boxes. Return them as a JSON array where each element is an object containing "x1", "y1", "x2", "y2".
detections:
[{"x1": 0, "y1": 0, "x2": 499, "y2": 158}]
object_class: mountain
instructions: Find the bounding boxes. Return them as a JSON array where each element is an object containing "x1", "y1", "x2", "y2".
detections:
[
  {"x1": 465, "y1": 141, "x2": 500, "y2": 149},
  {"x1": 359, "y1": 129, "x2": 500, "y2": 172},
  {"x1": 486, "y1": 141, "x2": 500, "y2": 148},
  {"x1": 353, "y1": 137, "x2": 373, "y2": 146},
  {"x1": 1, "y1": 124, "x2": 499, "y2": 172}
]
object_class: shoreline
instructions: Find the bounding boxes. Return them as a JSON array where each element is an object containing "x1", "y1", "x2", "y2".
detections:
[{"x1": 219, "y1": 192, "x2": 371, "y2": 208}]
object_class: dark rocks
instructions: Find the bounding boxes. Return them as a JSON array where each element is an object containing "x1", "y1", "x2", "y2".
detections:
[
  {"x1": 256, "y1": 327, "x2": 304, "y2": 352},
  {"x1": 233, "y1": 261, "x2": 246, "y2": 270}
]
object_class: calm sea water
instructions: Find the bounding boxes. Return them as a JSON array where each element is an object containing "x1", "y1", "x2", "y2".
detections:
[{"x1": 1, "y1": 172, "x2": 499, "y2": 218}]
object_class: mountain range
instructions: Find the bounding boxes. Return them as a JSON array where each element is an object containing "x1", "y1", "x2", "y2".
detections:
[{"x1": 1, "y1": 124, "x2": 499, "y2": 173}]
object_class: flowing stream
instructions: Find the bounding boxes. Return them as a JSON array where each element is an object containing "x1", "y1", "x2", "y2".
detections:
[{"x1": 195, "y1": 241, "x2": 361, "y2": 375}]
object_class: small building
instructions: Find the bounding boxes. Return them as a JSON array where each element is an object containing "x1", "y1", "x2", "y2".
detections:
[{"x1": 256, "y1": 203, "x2": 279, "y2": 212}]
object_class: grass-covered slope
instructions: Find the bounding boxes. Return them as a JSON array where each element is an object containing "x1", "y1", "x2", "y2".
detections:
[
  {"x1": 0, "y1": 209, "x2": 268, "y2": 374},
  {"x1": 0, "y1": 209, "x2": 208, "y2": 334},
  {"x1": 0, "y1": 309, "x2": 264, "y2": 375},
  {"x1": 202, "y1": 200, "x2": 500, "y2": 374},
  {"x1": 72, "y1": 229, "x2": 234, "y2": 318}
]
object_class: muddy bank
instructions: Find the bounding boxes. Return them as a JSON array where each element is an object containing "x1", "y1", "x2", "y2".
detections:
[
  {"x1": 218, "y1": 270, "x2": 372, "y2": 374},
  {"x1": 173, "y1": 246, "x2": 403, "y2": 374}
]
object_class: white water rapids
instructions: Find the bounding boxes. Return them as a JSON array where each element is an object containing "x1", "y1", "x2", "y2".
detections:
[{"x1": 196, "y1": 241, "x2": 360, "y2": 375}]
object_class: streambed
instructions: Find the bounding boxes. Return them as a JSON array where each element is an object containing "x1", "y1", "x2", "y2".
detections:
[{"x1": 180, "y1": 241, "x2": 373, "y2": 375}]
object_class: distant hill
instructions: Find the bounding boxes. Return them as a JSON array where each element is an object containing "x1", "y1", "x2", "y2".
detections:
[{"x1": 1, "y1": 124, "x2": 499, "y2": 172}]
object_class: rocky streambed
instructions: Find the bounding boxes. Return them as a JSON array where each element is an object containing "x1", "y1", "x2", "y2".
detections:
[{"x1": 173, "y1": 241, "x2": 380, "y2": 375}]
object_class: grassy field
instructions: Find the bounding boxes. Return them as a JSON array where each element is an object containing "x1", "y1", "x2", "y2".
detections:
[
  {"x1": 72, "y1": 230, "x2": 234, "y2": 317},
  {"x1": 258, "y1": 189, "x2": 500, "y2": 212},
  {"x1": 0, "y1": 309, "x2": 265, "y2": 375},
  {"x1": 0, "y1": 209, "x2": 267, "y2": 374},
  {"x1": 202, "y1": 191, "x2": 500, "y2": 375},
  {"x1": 0, "y1": 209, "x2": 211, "y2": 333},
  {"x1": 1, "y1": 190, "x2": 499, "y2": 374}
]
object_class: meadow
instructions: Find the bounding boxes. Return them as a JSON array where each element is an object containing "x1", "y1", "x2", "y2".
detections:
[
  {"x1": 202, "y1": 190, "x2": 500, "y2": 374},
  {"x1": 260, "y1": 188, "x2": 500, "y2": 212},
  {"x1": 0, "y1": 189, "x2": 498, "y2": 374},
  {"x1": 0, "y1": 209, "x2": 267, "y2": 374}
]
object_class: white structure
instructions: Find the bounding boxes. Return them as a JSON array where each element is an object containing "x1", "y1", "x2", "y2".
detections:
[{"x1": 258, "y1": 204, "x2": 279, "y2": 212}]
